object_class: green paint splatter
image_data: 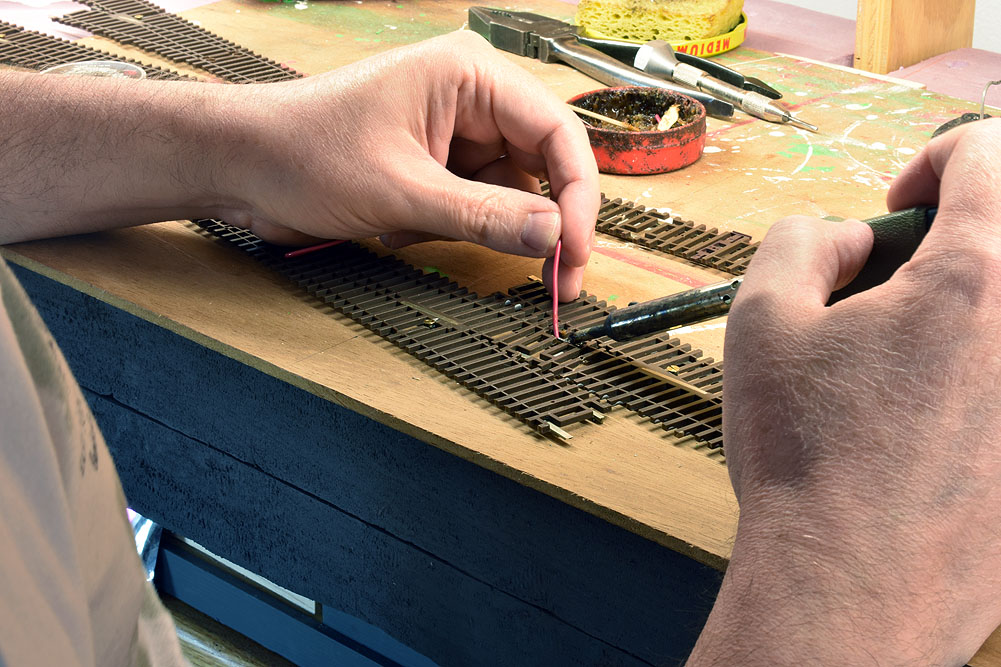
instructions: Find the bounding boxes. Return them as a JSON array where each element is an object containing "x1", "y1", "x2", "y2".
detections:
[
  {"x1": 800, "y1": 165, "x2": 834, "y2": 173},
  {"x1": 264, "y1": 4, "x2": 446, "y2": 44},
  {"x1": 606, "y1": 294, "x2": 618, "y2": 301},
  {"x1": 779, "y1": 143, "x2": 840, "y2": 159},
  {"x1": 423, "y1": 266, "x2": 446, "y2": 277}
]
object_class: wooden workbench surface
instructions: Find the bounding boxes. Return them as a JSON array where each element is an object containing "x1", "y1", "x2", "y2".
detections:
[{"x1": 4, "y1": 0, "x2": 1000, "y2": 661}]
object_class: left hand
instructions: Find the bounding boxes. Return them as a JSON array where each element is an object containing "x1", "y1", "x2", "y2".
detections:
[{"x1": 214, "y1": 30, "x2": 600, "y2": 298}]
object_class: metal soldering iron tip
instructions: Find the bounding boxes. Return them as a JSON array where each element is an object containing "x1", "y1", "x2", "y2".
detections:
[
  {"x1": 566, "y1": 325, "x2": 603, "y2": 346},
  {"x1": 786, "y1": 114, "x2": 818, "y2": 132}
]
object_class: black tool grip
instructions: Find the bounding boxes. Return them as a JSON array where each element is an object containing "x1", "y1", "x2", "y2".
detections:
[{"x1": 829, "y1": 206, "x2": 936, "y2": 303}]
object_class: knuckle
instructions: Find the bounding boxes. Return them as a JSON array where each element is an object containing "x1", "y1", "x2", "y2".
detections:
[
  {"x1": 465, "y1": 190, "x2": 507, "y2": 244},
  {"x1": 901, "y1": 246, "x2": 1001, "y2": 310}
]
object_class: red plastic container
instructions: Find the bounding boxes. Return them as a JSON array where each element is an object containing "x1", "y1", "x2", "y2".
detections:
[{"x1": 568, "y1": 87, "x2": 707, "y2": 175}]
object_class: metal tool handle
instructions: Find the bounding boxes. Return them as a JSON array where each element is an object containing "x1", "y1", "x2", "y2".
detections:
[
  {"x1": 670, "y1": 63, "x2": 784, "y2": 122},
  {"x1": 545, "y1": 35, "x2": 735, "y2": 117}
]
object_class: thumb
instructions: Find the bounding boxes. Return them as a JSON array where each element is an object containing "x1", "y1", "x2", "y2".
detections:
[
  {"x1": 735, "y1": 217, "x2": 874, "y2": 319},
  {"x1": 398, "y1": 165, "x2": 562, "y2": 258}
]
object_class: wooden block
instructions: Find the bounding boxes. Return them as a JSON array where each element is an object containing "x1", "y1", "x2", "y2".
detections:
[{"x1": 855, "y1": 0, "x2": 975, "y2": 74}]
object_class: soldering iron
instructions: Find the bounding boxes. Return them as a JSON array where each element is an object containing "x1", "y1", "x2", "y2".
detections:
[{"x1": 567, "y1": 206, "x2": 937, "y2": 345}]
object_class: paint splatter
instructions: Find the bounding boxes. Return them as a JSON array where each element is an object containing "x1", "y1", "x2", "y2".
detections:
[
  {"x1": 703, "y1": 145, "x2": 723, "y2": 153},
  {"x1": 670, "y1": 321, "x2": 728, "y2": 336},
  {"x1": 865, "y1": 114, "x2": 878, "y2": 120},
  {"x1": 768, "y1": 130, "x2": 785, "y2": 137},
  {"x1": 846, "y1": 103, "x2": 872, "y2": 111},
  {"x1": 896, "y1": 147, "x2": 916, "y2": 155}
]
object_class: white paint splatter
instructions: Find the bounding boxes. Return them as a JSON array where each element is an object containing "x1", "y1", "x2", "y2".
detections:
[
  {"x1": 846, "y1": 103, "x2": 872, "y2": 111},
  {"x1": 670, "y1": 322, "x2": 728, "y2": 336},
  {"x1": 896, "y1": 147, "x2": 916, "y2": 155},
  {"x1": 294, "y1": 1, "x2": 308, "y2": 9},
  {"x1": 768, "y1": 130, "x2": 785, "y2": 137},
  {"x1": 790, "y1": 128, "x2": 814, "y2": 175},
  {"x1": 869, "y1": 142, "x2": 887, "y2": 150},
  {"x1": 764, "y1": 176, "x2": 793, "y2": 184},
  {"x1": 795, "y1": 91, "x2": 808, "y2": 97},
  {"x1": 819, "y1": 104, "x2": 832, "y2": 109},
  {"x1": 595, "y1": 239, "x2": 634, "y2": 249},
  {"x1": 865, "y1": 114, "x2": 878, "y2": 121},
  {"x1": 703, "y1": 146, "x2": 723, "y2": 153},
  {"x1": 641, "y1": 189, "x2": 652, "y2": 198}
]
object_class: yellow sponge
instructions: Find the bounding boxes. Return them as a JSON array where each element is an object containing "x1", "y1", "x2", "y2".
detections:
[{"x1": 575, "y1": 0, "x2": 744, "y2": 43}]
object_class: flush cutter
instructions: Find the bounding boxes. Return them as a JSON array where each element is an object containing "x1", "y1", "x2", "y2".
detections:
[{"x1": 468, "y1": 6, "x2": 816, "y2": 130}]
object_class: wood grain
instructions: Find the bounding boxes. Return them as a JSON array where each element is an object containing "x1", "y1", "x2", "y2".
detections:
[{"x1": 855, "y1": 0, "x2": 975, "y2": 74}]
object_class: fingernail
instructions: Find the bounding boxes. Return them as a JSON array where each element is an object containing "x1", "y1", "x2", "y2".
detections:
[{"x1": 522, "y1": 211, "x2": 561, "y2": 253}]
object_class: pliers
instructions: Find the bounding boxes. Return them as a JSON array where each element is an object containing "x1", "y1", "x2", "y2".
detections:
[{"x1": 468, "y1": 6, "x2": 783, "y2": 121}]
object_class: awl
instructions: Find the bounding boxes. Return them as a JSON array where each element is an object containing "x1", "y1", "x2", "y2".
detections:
[{"x1": 633, "y1": 40, "x2": 817, "y2": 132}]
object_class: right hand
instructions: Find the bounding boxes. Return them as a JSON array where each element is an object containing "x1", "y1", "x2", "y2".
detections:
[{"x1": 689, "y1": 118, "x2": 1001, "y2": 665}]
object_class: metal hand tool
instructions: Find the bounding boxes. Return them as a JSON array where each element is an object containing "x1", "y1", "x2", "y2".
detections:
[
  {"x1": 567, "y1": 31, "x2": 783, "y2": 99},
  {"x1": 567, "y1": 206, "x2": 937, "y2": 344},
  {"x1": 633, "y1": 40, "x2": 817, "y2": 132},
  {"x1": 468, "y1": 6, "x2": 735, "y2": 118},
  {"x1": 468, "y1": 6, "x2": 815, "y2": 129}
]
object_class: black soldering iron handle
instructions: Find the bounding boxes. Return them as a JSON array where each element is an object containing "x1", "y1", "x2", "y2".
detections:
[
  {"x1": 829, "y1": 206, "x2": 937, "y2": 303},
  {"x1": 567, "y1": 206, "x2": 936, "y2": 345}
]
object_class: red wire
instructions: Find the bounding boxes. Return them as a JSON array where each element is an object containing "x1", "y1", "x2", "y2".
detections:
[
  {"x1": 283, "y1": 239, "x2": 346, "y2": 259},
  {"x1": 552, "y1": 238, "x2": 561, "y2": 339}
]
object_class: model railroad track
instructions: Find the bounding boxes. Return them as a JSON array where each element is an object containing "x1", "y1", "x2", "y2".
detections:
[
  {"x1": 56, "y1": 0, "x2": 301, "y2": 83},
  {"x1": 192, "y1": 219, "x2": 724, "y2": 450},
  {"x1": 538, "y1": 184, "x2": 757, "y2": 275},
  {"x1": 8, "y1": 1, "x2": 735, "y2": 451},
  {"x1": 596, "y1": 195, "x2": 757, "y2": 275},
  {"x1": 0, "y1": 19, "x2": 189, "y2": 79}
]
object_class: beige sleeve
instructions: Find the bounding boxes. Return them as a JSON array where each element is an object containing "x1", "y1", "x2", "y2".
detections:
[{"x1": 0, "y1": 259, "x2": 187, "y2": 667}]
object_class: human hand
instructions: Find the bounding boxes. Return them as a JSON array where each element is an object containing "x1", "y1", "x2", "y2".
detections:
[
  {"x1": 217, "y1": 30, "x2": 599, "y2": 299},
  {"x1": 688, "y1": 119, "x2": 1001, "y2": 665}
]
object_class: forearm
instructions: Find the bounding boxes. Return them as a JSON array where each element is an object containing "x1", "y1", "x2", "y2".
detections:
[{"x1": 0, "y1": 71, "x2": 255, "y2": 243}]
